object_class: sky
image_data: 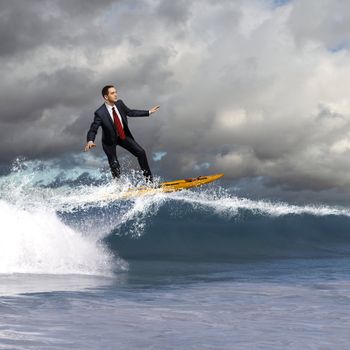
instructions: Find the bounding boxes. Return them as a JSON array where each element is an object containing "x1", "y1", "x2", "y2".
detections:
[{"x1": 1, "y1": 0, "x2": 350, "y2": 203}]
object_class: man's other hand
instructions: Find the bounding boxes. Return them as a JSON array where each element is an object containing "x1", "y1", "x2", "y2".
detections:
[
  {"x1": 84, "y1": 141, "x2": 96, "y2": 152},
  {"x1": 149, "y1": 105, "x2": 160, "y2": 115}
]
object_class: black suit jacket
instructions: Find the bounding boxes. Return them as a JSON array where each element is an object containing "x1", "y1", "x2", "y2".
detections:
[{"x1": 87, "y1": 99, "x2": 150, "y2": 146}]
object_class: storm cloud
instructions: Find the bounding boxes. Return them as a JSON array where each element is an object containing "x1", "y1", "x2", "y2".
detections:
[{"x1": 1, "y1": 0, "x2": 350, "y2": 197}]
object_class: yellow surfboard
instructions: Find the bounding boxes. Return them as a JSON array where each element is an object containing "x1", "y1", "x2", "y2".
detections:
[
  {"x1": 158, "y1": 173, "x2": 224, "y2": 193},
  {"x1": 117, "y1": 173, "x2": 224, "y2": 200}
]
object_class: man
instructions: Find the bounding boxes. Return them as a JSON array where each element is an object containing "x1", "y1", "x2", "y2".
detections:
[{"x1": 85, "y1": 85, "x2": 160, "y2": 181}]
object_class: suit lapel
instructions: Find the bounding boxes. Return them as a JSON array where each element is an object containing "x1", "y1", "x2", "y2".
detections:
[{"x1": 102, "y1": 104, "x2": 117, "y2": 133}]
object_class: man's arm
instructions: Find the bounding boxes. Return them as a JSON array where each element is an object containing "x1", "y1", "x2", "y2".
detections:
[
  {"x1": 120, "y1": 100, "x2": 160, "y2": 117},
  {"x1": 84, "y1": 112, "x2": 102, "y2": 151}
]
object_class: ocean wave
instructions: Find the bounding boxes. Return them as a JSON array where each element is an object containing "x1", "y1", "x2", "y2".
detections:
[
  {"x1": 1, "y1": 158, "x2": 350, "y2": 264},
  {"x1": 106, "y1": 195, "x2": 350, "y2": 260}
]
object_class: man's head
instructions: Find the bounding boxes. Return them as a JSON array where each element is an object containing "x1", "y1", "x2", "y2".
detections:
[{"x1": 102, "y1": 85, "x2": 118, "y2": 104}]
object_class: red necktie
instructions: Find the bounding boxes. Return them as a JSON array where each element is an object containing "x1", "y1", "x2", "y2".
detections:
[{"x1": 112, "y1": 107, "x2": 126, "y2": 140}]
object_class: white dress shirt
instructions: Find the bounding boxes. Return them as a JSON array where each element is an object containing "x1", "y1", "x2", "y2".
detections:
[{"x1": 105, "y1": 102, "x2": 124, "y2": 127}]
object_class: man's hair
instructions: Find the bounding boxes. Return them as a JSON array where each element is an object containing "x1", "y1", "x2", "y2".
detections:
[{"x1": 101, "y1": 85, "x2": 115, "y2": 98}]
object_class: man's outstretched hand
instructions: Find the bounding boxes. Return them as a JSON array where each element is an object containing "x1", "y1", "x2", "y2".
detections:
[
  {"x1": 84, "y1": 141, "x2": 96, "y2": 152},
  {"x1": 149, "y1": 105, "x2": 160, "y2": 115}
]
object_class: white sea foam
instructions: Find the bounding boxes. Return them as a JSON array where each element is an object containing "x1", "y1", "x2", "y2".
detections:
[
  {"x1": 0, "y1": 200, "x2": 123, "y2": 275},
  {"x1": 3, "y1": 158, "x2": 350, "y2": 218},
  {"x1": 166, "y1": 189, "x2": 350, "y2": 218}
]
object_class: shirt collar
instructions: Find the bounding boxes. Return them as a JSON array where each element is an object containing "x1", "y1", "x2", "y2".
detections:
[{"x1": 105, "y1": 102, "x2": 116, "y2": 111}]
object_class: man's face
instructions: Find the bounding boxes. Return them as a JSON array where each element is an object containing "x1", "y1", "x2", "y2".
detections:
[{"x1": 104, "y1": 87, "x2": 118, "y2": 103}]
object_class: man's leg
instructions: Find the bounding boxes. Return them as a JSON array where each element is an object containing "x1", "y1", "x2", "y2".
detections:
[
  {"x1": 118, "y1": 137, "x2": 153, "y2": 181},
  {"x1": 102, "y1": 144, "x2": 120, "y2": 179}
]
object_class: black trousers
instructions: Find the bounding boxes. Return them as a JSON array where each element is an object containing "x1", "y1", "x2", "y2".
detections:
[{"x1": 102, "y1": 137, "x2": 152, "y2": 181}]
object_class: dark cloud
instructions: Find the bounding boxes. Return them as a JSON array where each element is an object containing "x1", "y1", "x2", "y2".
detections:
[
  {"x1": 0, "y1": 0, "x2": 53, "y2": 57},
  {"x1": 155, "y1": 0, "x2": 191, "y2": 29},
  {"x1": 0, "y1": 0, "x2": 118, "y2": 57},
  {"x1": 0, "y1": 67, "x2": 96, "y2": 123}
]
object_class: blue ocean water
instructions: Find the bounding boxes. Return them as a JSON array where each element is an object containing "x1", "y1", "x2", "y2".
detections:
[{"x1": 1, "y1": 159, "x2": 350, "y2": 349}]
